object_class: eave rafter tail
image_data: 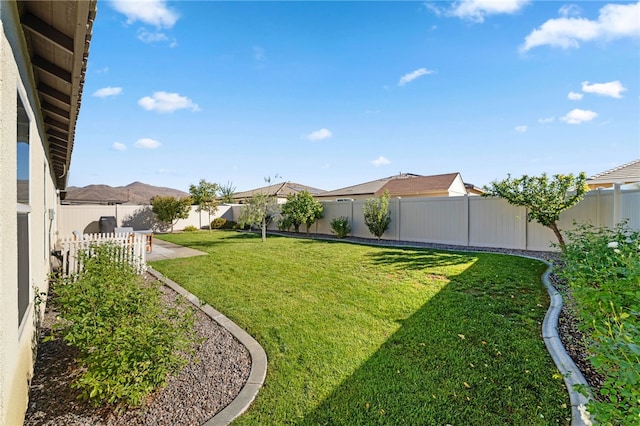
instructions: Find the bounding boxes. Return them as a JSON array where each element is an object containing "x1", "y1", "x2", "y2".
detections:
[{"x1": 21, "y1": 12, "x2": 74, "y2": 53}]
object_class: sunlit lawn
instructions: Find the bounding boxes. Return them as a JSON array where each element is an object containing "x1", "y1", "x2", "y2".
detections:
[{"x1": 152, "y1": 231, "x2": 570, "y2": 425}]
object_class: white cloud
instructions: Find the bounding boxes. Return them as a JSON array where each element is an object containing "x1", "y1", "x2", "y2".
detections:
[
  {"x1": 568, "y1": 91, "x2": 583, "y2": 100},
  {"x1": 448, "y1": 0, "x2": 530, "y2": 23},
  {"x1": 138, "y1": 91, "x2": 200, "y2": 113},
  {"x1": 398, "y1": 68, "x2": 434, "y2": 86},
  {"x1": 559, "y1": 4, "x2": 582, "y2": 18},
  {"x1": 112, "y1": 142, "x2": 127, "y2": 151},
  {"x1": 305, "y1": 128, "x2": 333, "y2": 141},
  {"x1": 93, "y1": 86, "x2": 122, "y2": 98},
  {"x1": 582, "y1": 80, "x2": 627, "y2": 98},
  {"x1": 371, "y1": 156, "x2": 391, "y2": 167},
  {"x1": 538, "y1": 117, "x2": 555, "y2": 124},
  {"x1": 515, "y1": 125, "x2": 528, "y2": 133},
  {"x1": 111, "y1": 0, "x2": 179, "y2": 29},
  {"x1": 137, "y1": 29, "x2": 169, "y2": 43},
  {"x1": 134, "y1": 138, "x2": 162, "y2": 149},
  {"x1": 560, "y1": 108, "x2": 598, "y2": 124},
  {"x1": 521, "y1": 1, "x2": 640, "y2": 51}
]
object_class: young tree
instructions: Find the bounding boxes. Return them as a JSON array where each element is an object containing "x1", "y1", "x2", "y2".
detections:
[
  {"x1": 363, "y1": 190, "x2": 392, "y2": 240},
  {"x1": 280, "y1": 190, "x2": 323, "y2": 234},
  {"x1": 218, "y1": 181, "x2": 237, "y2": 204},
  {"x1": 482, "y1": 172, "x2": 589, "y2": 248},
  {"x1": 237, "y1": 192, "x2": 279, "y2": 242},
  {"x1": 151, "y1": 195, "x2": 192, "y2": 233},
  {"x1": 189, "y1": 179, "x2": 219, "y2": 231}
]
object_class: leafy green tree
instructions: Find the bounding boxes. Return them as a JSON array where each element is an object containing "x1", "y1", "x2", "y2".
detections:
[
  {"x1": 189, "y1": 179, "x2": 219, "y2": 230},
  {"x1": 280, "y1": 190, "x2": 323, "y2": 234},
  {"x1": 151, "y1": 195, "x2": 192, "y2": 233},
  {"x1": 482, "y1": 172, "x2": 588, "y2": 248},
  {"x1": 237, "y1": 192, "x2": 280, "y2": 242},
  {"x1": 363, "y1": 190, "x2": 392, "y2": 240},
  {"x1": 237, "y1": 176, "x2": 282, "y2": 242},
  {"x1": 218, "y1": 181, "x2": 236, "y2": 204}
]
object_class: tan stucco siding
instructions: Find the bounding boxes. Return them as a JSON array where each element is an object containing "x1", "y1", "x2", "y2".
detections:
[{"x1": 0, "y1": 3, "x2": 57, "y2": 424}]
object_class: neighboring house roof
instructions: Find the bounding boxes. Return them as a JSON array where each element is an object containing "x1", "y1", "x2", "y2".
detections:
[
  {"x1": 232, "y1": 182, "x2": 325, "y2": 201},
  {"x1": 318, "y1": 173, "x2": 467, "y2": 198},
  {"x1": 587, "y1": 159, "x2": 640, "y2": 188},
  {"x1": 17, "y1": 0, "x2": 96, "y2": 192},
  {"x1": 317, "y1": 173, "x2": 422, "y2": 198}
]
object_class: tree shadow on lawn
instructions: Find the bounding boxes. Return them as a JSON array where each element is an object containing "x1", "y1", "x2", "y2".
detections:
[
  {"x1": 368, "y1": 247, "x2": 477, "y2": 270},
  {"x1": 299, "y1": 255, "x2": 569, "y2": 426}
]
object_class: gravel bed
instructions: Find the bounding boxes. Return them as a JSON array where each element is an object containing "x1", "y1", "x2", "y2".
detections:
[{"x1": 24, "y1": 275, "x2": 251, "y2": 426}]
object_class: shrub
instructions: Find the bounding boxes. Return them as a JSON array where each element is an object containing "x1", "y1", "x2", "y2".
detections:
[
  {"x1": 224, "y1": 220, "x2": 239, "y2": 229},
  {"x1": 330, "y1": 216, "x2": 351, "y2": 238},
  {"x1": 363, "y1": 190, "x2": 391, "y2": 240},
  {"x1": 278, "y1": 216, "x2": 293, "y2": 232},
  {"x1": 183, "y1": 225, "x2": 198, "y2": 232},
  {"x1": 211, "y1": 218, "x2": 227, "y2": 229},
  {"x1": 51, "y1": 243, "x2": 197, "y2": 409},
  {"x1": 559, "y1": 221, "x2": 640, "y2": 424}
]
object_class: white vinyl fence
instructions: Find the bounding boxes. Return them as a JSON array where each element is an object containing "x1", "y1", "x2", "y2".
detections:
[
  {"x1": 58, "y1": 204, "x2": 235, "y2": 237},
  {"x1": 58, "y1": 188, "x2": 639, "y2": 253},
  {"x1": 58, "y1": 232, "x2": 147, "y2": 277}
]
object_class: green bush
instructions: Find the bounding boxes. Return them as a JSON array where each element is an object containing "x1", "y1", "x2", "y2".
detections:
[
  {"x1": 224, "y1": 220, "x2": 239, "y2": 229},
  {"x1": 363, "y1": 190, "x2": 391, "y2": 240},
  {"x1": 183, "y1": 225, "x2": 198, "y2": 232},
  {"x1": 278, "y1": 216, "x2": 293, "y2": 232},
  {"x1": 51, "y1": 243, "x2": 197, "y2": 409},
  {"x1": 330, "y1": 216, "x2": 351, "y2": 238},
  {"x1": 211, "y1": 218, "x2": 227, "y2": 229},
  {"x1": 560, "y1": 221, "x2": 640, "y2": 424}
]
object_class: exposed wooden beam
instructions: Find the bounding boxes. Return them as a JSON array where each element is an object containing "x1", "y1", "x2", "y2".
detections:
[
  {"x1": 49, "y1": 147, "x2": 68, "y2": 157},
  {"x1": 32, "y1": 55, "x2": 72, "y2": 83},
  {"x1": 42, "y1": 102, "x2": 70, "y2": 120},
  {"x1": 21, "y1": 12, "x2": 74, "y2": 54},
  {"x1": 48, "y1": 134, "x2": 68, "y2": 147},
  {"x1": 47, "y1": 128, "x2": 69, "y2": 141},
  {"x1": 44, "y1": 116, "x2": 69, "y2": 132},
  {"x1": 38, "y1": 83, "x2": 71, "y2": 106}
]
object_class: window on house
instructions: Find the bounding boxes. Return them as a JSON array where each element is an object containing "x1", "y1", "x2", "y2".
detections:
[{"x1": 17, "y1": 95, "x2": 30, "y2": 326}]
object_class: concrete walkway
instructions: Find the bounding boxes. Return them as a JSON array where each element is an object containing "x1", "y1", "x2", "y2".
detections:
[{"x1": 147, "y1": 238, "x2": 208, "y2": 261}]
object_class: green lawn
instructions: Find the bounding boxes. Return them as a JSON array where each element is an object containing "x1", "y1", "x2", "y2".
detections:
[{"x1": 152, "y1": 231, "x2": 570, "y2": 425}]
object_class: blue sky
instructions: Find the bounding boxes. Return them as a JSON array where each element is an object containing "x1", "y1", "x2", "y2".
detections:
[{"x1": 71, "y1": 0, "x2": 640, "y2": 192}]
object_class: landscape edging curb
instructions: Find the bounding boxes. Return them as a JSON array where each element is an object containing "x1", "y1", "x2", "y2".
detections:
[
  {"x1": 537, "y1": 259, "x2": 593, "y2": 426},
  {"x1": 147, "y1": 267, "x2": 267, "y2": 426}
]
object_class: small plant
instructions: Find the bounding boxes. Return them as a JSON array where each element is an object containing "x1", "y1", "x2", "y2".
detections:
[
  {"x1": 183, "y1": 225, "x2": 198, "y2": 232},
  {"x1": 560, "y1": 221, "x2": 640, "y2": 424},
  {"x1": 224, "y1": 220, "x2": 239, "y2": 229},
  {"x1": 363, "y1": 190, "x2": 391, "y2": 240},
  {"x1": 330, "y1": 216, "x2": 351, "y2": 238},
  {"x1": 211, "y1": 218, "x2": 227, "y2": 229},
  {"x1": 278, "y1": 216, "x2": 293, "y2": 232},
  {"x1": 51, "y1": 243, "x2": 197, "y2": 409}
]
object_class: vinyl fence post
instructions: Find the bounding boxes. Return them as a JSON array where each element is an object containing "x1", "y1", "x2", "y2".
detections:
[{"x1": 397, "y1": 197, "x2": 401, "y2": 241}]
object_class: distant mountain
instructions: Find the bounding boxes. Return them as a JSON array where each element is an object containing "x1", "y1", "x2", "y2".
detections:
[{"x1": 64, "y1": 182, "x2": 189, "y2": 205}]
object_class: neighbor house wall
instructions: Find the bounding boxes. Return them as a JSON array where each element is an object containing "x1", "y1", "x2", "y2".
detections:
[{"x1": 0, "y1": 3, "x2": 59, "y2": 424}]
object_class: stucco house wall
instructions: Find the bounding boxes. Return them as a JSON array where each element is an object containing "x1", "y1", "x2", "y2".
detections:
[{"x1": 0, "y1": 3, "x2": 61, "y2": 424}]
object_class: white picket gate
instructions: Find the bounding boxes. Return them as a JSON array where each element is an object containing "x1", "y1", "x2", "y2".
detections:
[{"x1": 59, "y1": 232, "x2": 147, "y2": 277}]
